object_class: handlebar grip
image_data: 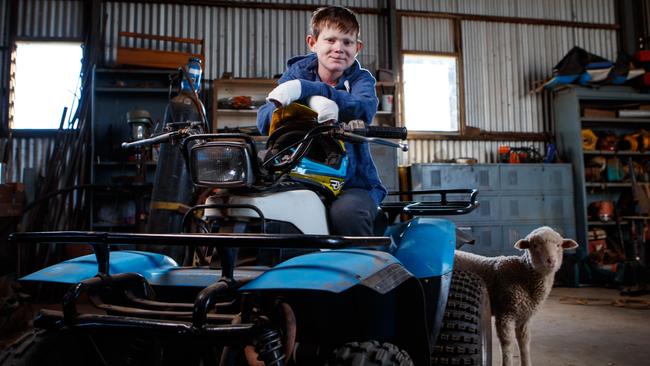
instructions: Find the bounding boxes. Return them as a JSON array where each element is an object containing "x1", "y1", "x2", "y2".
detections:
[{"x1": 353, "y1": 126, "x2": 408, "y2": 139}]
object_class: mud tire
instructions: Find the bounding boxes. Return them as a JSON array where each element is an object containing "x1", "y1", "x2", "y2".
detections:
[
  {"x1": 431, "y1": 270, "x2": 492, "y2": 366},
  {"x1": 328, "y1": 341, "x2": 414, "y2": 366},
  {"x1": 0, "y1": 329, "x2": 86, "y2": 366}
]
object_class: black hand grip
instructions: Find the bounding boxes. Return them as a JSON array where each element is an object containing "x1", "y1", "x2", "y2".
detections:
[{"x1": 353, "y1": 126, "x2": 408, "y2": 139}]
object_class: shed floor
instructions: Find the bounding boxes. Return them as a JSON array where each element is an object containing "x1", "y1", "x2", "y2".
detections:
[{"x1": 491, "y1": 286, "x2": 650, "y2": 366}]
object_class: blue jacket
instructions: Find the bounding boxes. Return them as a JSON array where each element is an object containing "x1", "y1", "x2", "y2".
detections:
[{"x1": 257, "y1": 53, "x2": 387, "y2": 205}]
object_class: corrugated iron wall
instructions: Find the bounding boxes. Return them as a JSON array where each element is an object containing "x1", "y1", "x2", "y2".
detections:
[
  {"x1": 101, "y1": 2, "x2": 386, "y2": 79},
  {"x1": 16, "y1": 0, "x2": 84, "y2": 39},
  {"x1": 2, "y1": 1, "x2": 84, "y2": 186},
  {"x1": 0, "y1": 0, "x2": 9, "y2": 135},
  {"x1": 1, "y1": 0, "x2": 625, "y2": 178},
  {"x1": 396, "y1": 0, "x2": 615, "y2": 24},
  {"x1": 462, "y1": 22, "x2": 617, "y2": 133},
  {"x1": 399, "y1": 0, "x2": 618, "y2": 164},
  {"x1": 7, "y1": 135, "x2": 56, "y2": 182},
  {"x1": 401, "y1": 139, "x2": 546, "y2": 164},
  {"x1": 401, "y1": 17, "x2": 454, "y2": 53}
]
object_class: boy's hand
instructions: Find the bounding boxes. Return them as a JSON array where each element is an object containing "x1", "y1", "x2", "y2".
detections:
[
  {"x1": 346, "y1": 119, "x2": 365, "y2": 130},
  {"x1": 308, "y1": 96, "x2": 338, "y2": 123},
  {"x1": 266, "y1": 80, "x2": 301, "y2": 107}
]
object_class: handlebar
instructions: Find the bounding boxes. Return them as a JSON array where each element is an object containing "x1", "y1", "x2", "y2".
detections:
[
  {"x1": 121, "y1": 122, "x2": 204, "y2": 150},
  {"x1": 352, "y1": 126, "x2": 408, "y2": 140},
  {"x1": 332, "y1": 127, "x2": 408, "y2": 151},
  {"x1": 262, "y1": 124, "x2": 409, "y2": 172}
]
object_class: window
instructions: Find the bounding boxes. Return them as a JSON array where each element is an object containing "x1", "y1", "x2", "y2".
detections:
[
  {"x1": 12, "y1": 41, "x2": 83, "y2": 129},
  {"x1": 402, "y1": 53, "x2": 459, "y2": 132}
]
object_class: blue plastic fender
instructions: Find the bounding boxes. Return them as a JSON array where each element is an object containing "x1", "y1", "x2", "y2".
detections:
[
  {"x1": 20, "y1": 251, "x2": 177, "y2": 284},
  {"x1": 240, "y1": 249, "x2": 411, "y2": 294},
  {"x1": 387, "y1": 217, "x2": 455, "y2": 278}
]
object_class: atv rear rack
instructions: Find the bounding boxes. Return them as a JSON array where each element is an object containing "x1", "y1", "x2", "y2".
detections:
[{"x1": 381, "y1": 188, "x2": 479, "y2": 220}]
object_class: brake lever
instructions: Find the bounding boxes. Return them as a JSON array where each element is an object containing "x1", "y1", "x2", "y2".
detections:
[{"x1": 331, "y1": 130, "x2": 409, "y2": 151}]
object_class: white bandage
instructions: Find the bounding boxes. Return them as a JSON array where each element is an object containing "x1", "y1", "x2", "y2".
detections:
[
  {"x1": 346, "y1": 119, "x2": 365, "y2": 130},
  {"x1": 308, "y1": 95, "x2": 339, "y2": 123},
  {"x1": 266, "y1": 79, "x2": 302, "y2": 107}
]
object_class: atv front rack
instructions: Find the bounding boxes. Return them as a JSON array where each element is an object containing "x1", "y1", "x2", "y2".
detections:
[{"x1": 10, "y1": 231, "x2": 391, "y2": 277}]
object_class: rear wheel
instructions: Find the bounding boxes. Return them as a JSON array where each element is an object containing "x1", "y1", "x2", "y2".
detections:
[
  {"x1": 431, "y1": 270, "x2": 492, "y2": 366},
  {"x1": 328, "y1": 341, "x2": 414, "y2": 366}
]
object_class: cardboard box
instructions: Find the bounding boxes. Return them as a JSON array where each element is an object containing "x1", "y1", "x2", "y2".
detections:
[
  {"x1": 0, "y1": 183, "x2": 25, "y2": 217},
  {"x1": 583, "y1": 108, "x2": 617, "y2": 118},
  {"x1": 116, "y1": 32, "x2": 204, "y2": 70}
]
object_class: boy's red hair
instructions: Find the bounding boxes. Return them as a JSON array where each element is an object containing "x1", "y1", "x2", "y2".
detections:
[{"x1": 310, "y1": 6, "x2": 360, "y2": 39}]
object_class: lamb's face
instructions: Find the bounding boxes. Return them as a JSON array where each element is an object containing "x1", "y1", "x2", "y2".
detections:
[{"x1": 514, "y1": 226, "x2": 579, "y2": 275}]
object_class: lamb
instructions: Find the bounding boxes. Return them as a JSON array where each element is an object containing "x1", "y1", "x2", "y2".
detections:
[{"x1": 454, "y1": 226, "x2": 578, "y2": 366}]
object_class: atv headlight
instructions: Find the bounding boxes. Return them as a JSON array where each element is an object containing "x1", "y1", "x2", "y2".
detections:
[{"x1": 189, "y1": 141, "x2": 254, "y2": 187}]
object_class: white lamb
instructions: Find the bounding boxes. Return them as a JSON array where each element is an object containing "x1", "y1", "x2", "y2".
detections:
[{"x1": 454, "y1": 226, "x2": 578, "y2": 366}]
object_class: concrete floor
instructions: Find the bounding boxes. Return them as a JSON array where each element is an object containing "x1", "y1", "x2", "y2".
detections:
[{"x1": 490, "y1": 286, "x2": 650, "y2": 366}]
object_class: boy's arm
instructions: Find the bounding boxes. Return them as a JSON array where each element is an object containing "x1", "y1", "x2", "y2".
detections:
[
  {"x1": 256, "y1": 71, "x2": 300, "y2": 134},
  {"x1": 298, "y1": 72, "x2": 378, "y2": 123},
  {"x1": 257, "y1": 69, "x2": 378, "y2": 133},
  {"x1": 256, "y1": 101, "x2": 275, "y2": 134}
]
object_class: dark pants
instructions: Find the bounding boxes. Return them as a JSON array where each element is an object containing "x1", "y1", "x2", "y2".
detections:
[{"x1": 329, "y1": 188, "x2": 378, "y2": 236}]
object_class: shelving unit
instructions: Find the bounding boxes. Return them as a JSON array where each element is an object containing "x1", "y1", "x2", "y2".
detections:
[
  {"x1": 211, "y1": 79, "x2": 397, "y2": 131},
  {"x1": 90, "y1": 67, "x2": 174, "y2": 231},
  {"x1": 554, "y1": 86, "x2": 650, "y2": 257}
]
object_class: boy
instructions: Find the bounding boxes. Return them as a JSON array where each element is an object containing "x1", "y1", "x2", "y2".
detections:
[{"x1": 256, "y1": 5, "x2": 386, "y2": 236}]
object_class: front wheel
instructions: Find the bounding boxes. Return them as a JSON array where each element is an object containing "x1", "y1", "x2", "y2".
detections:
[
  {"x1": 0, "y1": 329, "x2": 87, "y2": 366},
  {"x1": 328, "y1": 341, "x2": 414, "y2": 366},
  {"x1": 431, "y1": 270, "x2": 492, "y2": 366}
]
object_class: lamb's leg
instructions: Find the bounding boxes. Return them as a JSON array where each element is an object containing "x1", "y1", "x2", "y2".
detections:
[
  {"x1": 516, "y1": 320, "x2": 532, "y2": 366},
  {"x1": 496, "y1": 316, "x2": 516, "y2": 366}
]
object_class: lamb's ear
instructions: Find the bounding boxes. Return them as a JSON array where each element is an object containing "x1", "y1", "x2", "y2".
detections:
[
  {"x1": 562, "y1": 239, "x2": 578, "y2": 250},
  {"x1": 514, "y1": 239, "x2": 530, "y2": 250}
]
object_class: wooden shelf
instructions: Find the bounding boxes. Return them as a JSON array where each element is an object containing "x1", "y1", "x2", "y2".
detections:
[
  {"x1": 582, "y1": 117, "x2": 650, "y2": 124},
  {"x1": 91, "y1": 223, "x2": 137, "y2": 229},
  {"x1": 215, "y1": 108, "x2": 259, "y2": 115},
  {"x1": 95, "y1": 161, "x2": 157, "y2": 166},
  {"x1": 95, "y1": 87, "x2": 169, "y2": 93},
  {"x1": 585, "y1": 182, "x2": 632, "y2": 188},
  {"x1": 216, "y1": 78, "x2": 277, "y2": 86},
  {"x1": 583, "y1": 150, "x2": 650, "y2": 156},
  {"x1": 587, "y1": 220, "x2": 628, "y2": 226}
]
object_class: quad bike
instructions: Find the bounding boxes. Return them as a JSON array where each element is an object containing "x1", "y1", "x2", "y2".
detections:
[{"x1": 1, "y1": 103, "x2": 491, "y2": 366}]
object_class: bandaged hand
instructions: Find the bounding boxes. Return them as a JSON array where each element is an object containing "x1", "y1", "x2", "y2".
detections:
[
  {"x1": 346, "y1": 119, "x2": 365, "y2": 130},
  {"x1": 307, "y1": 95, "x2": 339, "y2": 123},
  {"x1": 266, "y1": 80, "x2": 301, "y2": 107}
]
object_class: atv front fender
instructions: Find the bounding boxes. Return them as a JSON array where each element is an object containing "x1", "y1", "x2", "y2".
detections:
[
  {"x1": 239, "y1": 249, "x2": 412, "y2": 294},
  {"x1": 20, "y1": 251, "x2": 177, "y2": 284},
  {"x1": 388, "y1": 217, "x2": 455, "y2": 278}
]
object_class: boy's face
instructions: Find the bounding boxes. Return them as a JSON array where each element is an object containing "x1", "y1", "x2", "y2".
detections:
[{"x1": 307, "y1": 26, "x2": 363, "y2": 79}]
